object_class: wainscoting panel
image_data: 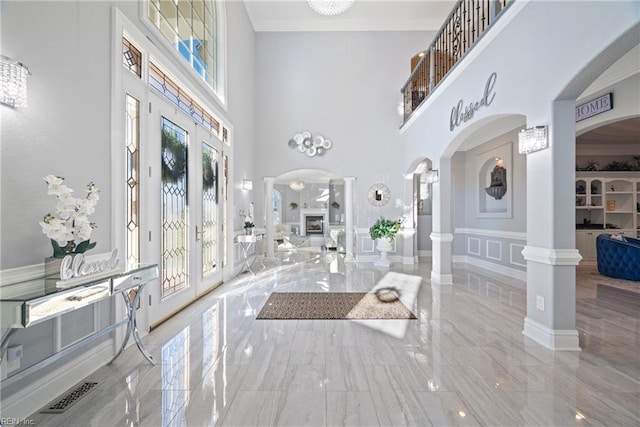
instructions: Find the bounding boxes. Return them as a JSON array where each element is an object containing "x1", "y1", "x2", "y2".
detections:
[
  {"x1": 486, "y1": 240, "x2": 502, "y2": 261},
  {"x1": 468, "y1": 238, "x2": 481, "y2": 256},
  {"x1": 510, "y1": 243, "x2": 527, "y2": 267}
]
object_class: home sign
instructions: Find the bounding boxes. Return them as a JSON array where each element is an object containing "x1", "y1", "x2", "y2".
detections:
[{"x1": 575, "y1": 93, "x2": 612, "y2": 122}]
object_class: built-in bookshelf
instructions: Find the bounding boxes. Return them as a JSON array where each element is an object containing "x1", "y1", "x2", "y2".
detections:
[{"x1": 575, "y1": 172, "x2": 640, "y2": 260}]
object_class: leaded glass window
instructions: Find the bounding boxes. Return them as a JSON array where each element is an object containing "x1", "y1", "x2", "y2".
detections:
[
  {"x1": 161, "y1": 118, "x2": 189, "y2": 297},
  {"x1": 122, "y1": 38, "x2": 142, "y2": 77},
  {"x1": 202, "y1": 142, "x2": 218, "y2": 276},
  {"x1": 148, "y1": 0, "x2": 219, "y2": 93},
  {"x1": 125, "y1": 94, "x2": 141, "y2": 264}
]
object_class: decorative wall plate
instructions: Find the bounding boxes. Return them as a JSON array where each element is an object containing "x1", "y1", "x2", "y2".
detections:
[{"x1": 368, "y1": 183, "x2": 391, "y2": 207}]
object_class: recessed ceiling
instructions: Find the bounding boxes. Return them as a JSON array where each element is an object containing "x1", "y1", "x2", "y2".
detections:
[
  {"x1": 243, "y1": 0, "x2": 457, "y2": 32},
  {"x1": 577, "y1": 117, "x2": 640, "y2": 145}
]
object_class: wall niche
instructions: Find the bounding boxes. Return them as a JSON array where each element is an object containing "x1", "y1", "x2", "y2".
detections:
[{"x1": 476, "y1": 142, "x2": 512, "y2": 218}]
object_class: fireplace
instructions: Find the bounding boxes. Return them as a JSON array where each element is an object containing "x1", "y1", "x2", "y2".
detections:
[
  {"x1": 299, "y1": 208, "x2": 328, "y2": 236},
  {"x1": 305, "y1": 215, "x2": 324, "y2": 234}
]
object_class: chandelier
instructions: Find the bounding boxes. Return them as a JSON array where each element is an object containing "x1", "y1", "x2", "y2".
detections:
[
  {"x1": 307, "y1": 0, "x2": 354, "y2": 16},
  {"x1": 289, "y1": 180, "x2": 305, "y2": 191}
]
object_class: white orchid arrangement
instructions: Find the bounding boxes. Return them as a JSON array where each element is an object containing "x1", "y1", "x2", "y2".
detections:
[{"x1": 39, "y1": 175, "x2": 100, "y2": 258}]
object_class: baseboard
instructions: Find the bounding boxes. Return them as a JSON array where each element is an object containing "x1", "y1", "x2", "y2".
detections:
[
  {"x1": 453, "y1": 255, "x2": 526, "y2": 281},
  {"x1": 523, "y1": 317, "x2": 581, "y2": 351},
  {"x1": 0, "y1": 339, "x2": 114, "y2": 419}
]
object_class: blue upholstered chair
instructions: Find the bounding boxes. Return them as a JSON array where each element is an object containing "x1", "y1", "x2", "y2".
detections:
[{"x1": 596, "y1": 234, "x2": 640, "y2": 281}]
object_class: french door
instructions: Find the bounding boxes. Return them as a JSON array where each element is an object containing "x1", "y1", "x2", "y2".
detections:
[{"x1": 146, "y1": 93, "x2": 224, "y2": 327}]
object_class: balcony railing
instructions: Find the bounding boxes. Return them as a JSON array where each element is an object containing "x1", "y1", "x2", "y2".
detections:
[{"x1": 401, "y1": 0, "x2": 513, "y2": 125}]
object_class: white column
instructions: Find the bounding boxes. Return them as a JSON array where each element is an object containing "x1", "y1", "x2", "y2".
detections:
[
  {"x1": 430, "y1": 158, "x2": 454, "y2": 285},
  {"x1": 521, "y1": 100, "x2": 581, "y2": 351},
  {"x1": 263, "y1": 177, "x2": 275, "y2": 261},
  {"x1": 344, "y1": 177, "x2": 356, "y2": 263}
]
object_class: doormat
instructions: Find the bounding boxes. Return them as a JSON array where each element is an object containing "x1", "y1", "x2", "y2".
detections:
[{"x1": 256, "y1": 292, "x2": 416, "y2": 320}]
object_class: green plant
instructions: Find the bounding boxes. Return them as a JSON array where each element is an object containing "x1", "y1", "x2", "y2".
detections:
[
  {"x1": 244, "y1": 221, "x2": 254, "y2": 229},
  {"x1": 603, "y1": 161, "x2": 632, "y2": 171},
  {"x1": 161, "y1": 130, "x2": 187, "y2": 183},
  {"x1": 331, "y1": 201, "x2": 340, "y2": 209},
  {"x1": 289, "y1": 202, "x2": 298, "y2": 210},
  {"x1": 369, "y1": 217, "x2": 402, "y2": 241}
]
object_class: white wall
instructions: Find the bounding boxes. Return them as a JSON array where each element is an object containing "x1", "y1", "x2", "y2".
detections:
[
  {"x1": 253, "y1": 30, "x2": 430, "y2": 229},
  {"x1": 1, "y1": 1, "x2": 114, "y2": 269},
  {"x1": 226, "y1": 1, "x2": 257, "y2": 232}
]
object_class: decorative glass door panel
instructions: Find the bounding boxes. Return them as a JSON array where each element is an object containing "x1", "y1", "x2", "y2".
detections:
[
  {"x1": 161, "y1": 118, "x2": 189, "y2": 298},
  {"x1": 201, "y1": 143, "x2": 218, "y2": 278},
  {"x1": 125, "y1": 94, "x2": 140, "y2": 265}
]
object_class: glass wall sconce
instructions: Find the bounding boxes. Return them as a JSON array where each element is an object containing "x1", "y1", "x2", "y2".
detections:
[
  {"x1": 1, "y1": 55, "x2": 30, "y2": 108},
  {"x1": 424, "y1": 169, "x2": 439, "y2": 184},
  {"x1": 518, "y1": 126, "x2": 548, "y2": 154},
  {"x1": 242, "y1": 179, "x2": 253, "y2": 191}
]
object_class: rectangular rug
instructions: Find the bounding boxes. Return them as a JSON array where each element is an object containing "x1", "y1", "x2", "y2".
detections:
[{"x1": 256, "y1": 292, "x2": 417, "y2": 320}]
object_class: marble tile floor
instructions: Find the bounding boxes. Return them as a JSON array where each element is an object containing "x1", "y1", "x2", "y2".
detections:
[{"x1": 29, "y1": 255, "x2": 640, "y2": 426}]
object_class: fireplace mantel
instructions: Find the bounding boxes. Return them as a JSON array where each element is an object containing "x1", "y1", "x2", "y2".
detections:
[{"x1": 300, "y1": 208, "x2": 328, "y2": 236}]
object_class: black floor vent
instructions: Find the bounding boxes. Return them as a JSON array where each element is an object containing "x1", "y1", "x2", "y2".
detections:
[{"x1": 41, "y1": 382, "x2": 98, "y2": 414}]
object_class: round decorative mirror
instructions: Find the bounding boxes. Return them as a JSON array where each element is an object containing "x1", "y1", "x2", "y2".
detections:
[{"x1": 368, "y1": 183, "x2": 391, "y2": 207}]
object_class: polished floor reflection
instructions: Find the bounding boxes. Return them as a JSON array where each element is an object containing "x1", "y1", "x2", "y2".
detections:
[{"x1": 30, "y1": 254, "x2": 640, "y2": 426}]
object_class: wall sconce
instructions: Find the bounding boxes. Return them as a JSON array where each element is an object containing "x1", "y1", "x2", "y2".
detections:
[
  {"x1": 424, "y1": 169, "x2": 439, "y2": 184},
  {"x1": 518, "y1": 126, "x2": 548, "y2": 154},
  {"x1": 242, "y1": 179, "x2": 253, "y2": 191},
  {"x1": 1, "y1": 55, "x2": 31, "y2": 107}
]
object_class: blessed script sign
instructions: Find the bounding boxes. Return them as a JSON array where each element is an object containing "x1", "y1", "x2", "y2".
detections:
[
  {"x1": 59, "y1": 248, "x2": 120, "y2": 281},
  {"x1": 450, "y1": 72, "x2": 497, "y2": 131}
]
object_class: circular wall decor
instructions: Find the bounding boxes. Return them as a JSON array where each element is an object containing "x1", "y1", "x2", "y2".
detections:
[{"x1": 368, "y1": 183, "x2": 391, "y2": 207}]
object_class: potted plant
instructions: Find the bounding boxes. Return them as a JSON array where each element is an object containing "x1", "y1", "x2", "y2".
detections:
[
  {"x1": 331, "y1": 201, "x2": 340, "y2": 209},
  {"x1": 369, "y1": 217, "x2": 402, "y2": 267},
  {"x1": 244, "y1": 220, "x2": 255, "y2": 235},
  {"x1": 289, "y1": 202, "x2": 298, "y2": 210}
]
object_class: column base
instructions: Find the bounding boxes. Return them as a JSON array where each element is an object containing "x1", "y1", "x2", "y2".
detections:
[
  {"x1": 430, "y1": 271, "x2": 453, "y2": 285},
  {"x1": 523, "y1": 317, "x2": 581, "y2": 351}
]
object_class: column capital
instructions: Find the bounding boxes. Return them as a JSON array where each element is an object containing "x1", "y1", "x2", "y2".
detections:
[
  {"x1": 343, "y1": 176, "x2": 357, "y2": 183},
  {"x1": 263, "y1": 176, "x2": 276, "y2": 183}
]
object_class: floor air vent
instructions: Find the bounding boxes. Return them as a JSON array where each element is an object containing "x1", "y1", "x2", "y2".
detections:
[{"x1": 41, "y1": 382, "x2": 98, "y2": 413}]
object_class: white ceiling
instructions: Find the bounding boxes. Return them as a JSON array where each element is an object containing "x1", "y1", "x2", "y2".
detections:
[{"x1": 242, "y1": 0, "x2": 457, "y2": 32}]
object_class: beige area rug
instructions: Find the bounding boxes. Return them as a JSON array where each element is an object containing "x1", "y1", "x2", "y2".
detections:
[{"x1": 256, "y1": 292, "x2": 417, "y2": 320}]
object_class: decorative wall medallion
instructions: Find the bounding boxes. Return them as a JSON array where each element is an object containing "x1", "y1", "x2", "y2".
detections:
[
  {"x1": 368, "y1": 183, "x2": 391, "y2": 207},
  {"x1": 288, "y1": 130, "x2": 332, "y2": 157}
]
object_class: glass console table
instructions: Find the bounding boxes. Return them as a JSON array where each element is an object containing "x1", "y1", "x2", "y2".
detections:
[
  {"x1": 0, "y1": 263, "x2": 159, "y2": 372},
  {"x1": 235, "y1": 232, "x2": 265, "y2": 275}
]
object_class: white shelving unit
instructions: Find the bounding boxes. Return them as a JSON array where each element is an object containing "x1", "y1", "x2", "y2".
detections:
[{"x1": 575, "y1": 172, "x2": 640, "y2": 260}]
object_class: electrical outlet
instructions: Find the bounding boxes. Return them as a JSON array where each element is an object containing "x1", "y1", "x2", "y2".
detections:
[{"x1": 536, "y1": 295, "x2": 545, "y2": 311}]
